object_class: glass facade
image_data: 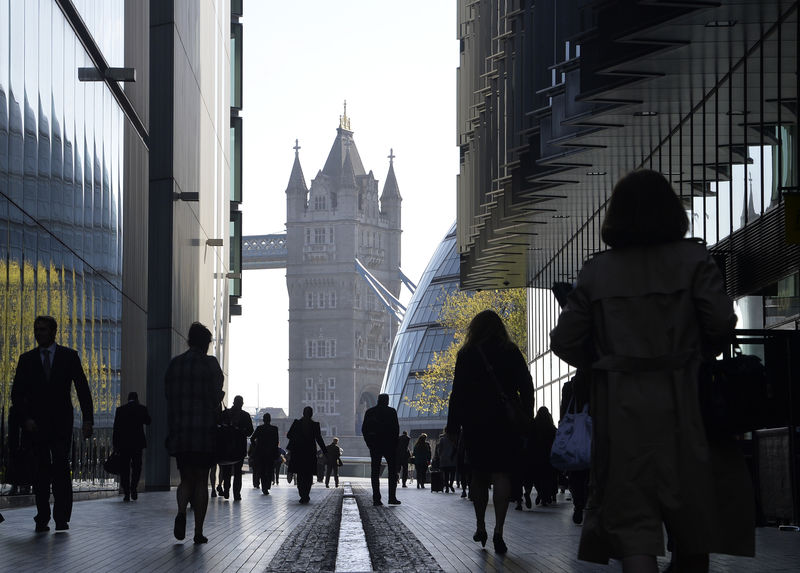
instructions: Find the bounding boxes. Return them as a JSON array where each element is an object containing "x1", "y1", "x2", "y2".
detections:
[
  {"x1": 381, "y1": 223, "x2": 457, "y2": 428},
  {"x1": 0, "y1": 0, "x2": 126, "y2": 483}
]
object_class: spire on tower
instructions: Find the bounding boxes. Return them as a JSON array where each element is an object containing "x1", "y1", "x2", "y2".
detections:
[{"x1": 339, "y1": 100, "x2": 351, "y2": 131}]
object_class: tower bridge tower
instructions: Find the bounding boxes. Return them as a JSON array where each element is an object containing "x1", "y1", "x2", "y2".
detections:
[{"x1": 285, "y1": 110, "x2": 402, "y2": 456}]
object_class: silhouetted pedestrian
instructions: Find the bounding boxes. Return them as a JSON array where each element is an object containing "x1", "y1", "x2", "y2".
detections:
[
  {"x1": 446, "y1": 309, "x2": 534, "y2": 555},
  {"x1": 112, "y1": 391, "x2": 152, "y2": 502},
  {"x1": 286, "y1": 406, "x2": 327, "y2": 503},
  {"x1": 395, "y1": 431, "x2": 411, "y2": 487},
  {"x1": 324, "y1": 437, "x2": 342, "y2": 488},
  {"x1": 165, "y1": 322, "x2": 224, "y2": 544},
  {"x1": 362, "y1": 394, "x2": 401, "y2": 506},
  {"x1": 532, "y1": 406, "x2": 557, "y2": 506},
  {"x1": 11, "y1": 315, "x2": 94, "y2": 533},
  {"x1": 412, "y1": 434, "x2": 431, "y2": 489},
  {"x1": 250, "y1": 413, "x2": 279, "y2": 494},
  {"x1": 218, "y1": 396, "x2": 253, "y2": 500},
  {"x1": 551, "y1": 169, "x2": 755, "y2": 571},
  {"x1": 434, "y1": 431, "x2": 458, "y2": 493},
  {"x1": 274, "y1": 445, "x2": 286, "y2": 485},
  {"x1": 559, "y1": 370, "x2": 590, "y2": 524}
]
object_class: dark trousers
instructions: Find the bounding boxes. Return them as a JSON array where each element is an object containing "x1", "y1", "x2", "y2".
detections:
[
  {"x1": 369, "y1": 449, "x2": 397, "y2": 502},
  {"x1": 273, "y1": 460, "x2": 281, "y2": 484},
  {"x1": 325, "y1": 463, "x2": 339, "y2": 487},
  {"x1": 395, "y1": 460, "x2": 408, "y2": 485},
  {"x1": 296, "y1": 472, "x2": 313, "y2": 500},
  {"x1": 220, "y1": 460, "x2": 244, "y2": 497},
  {"x1": 256, "y1": 457, "x2": 273, "y2": 493},
  {"x1": 568, "y1": 469, "x2": 590, "y2": 510},
  {"x1": 33, "y1": 432, "x2": 72, "y2": 525},
  {"x1": 119, "y1": 449, "x2": 143, "y2": 496}
]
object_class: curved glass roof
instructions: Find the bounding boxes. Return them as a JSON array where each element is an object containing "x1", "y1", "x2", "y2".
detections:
[{"x1": 381, "y1": 223, "x2": 458, "y2": 425}]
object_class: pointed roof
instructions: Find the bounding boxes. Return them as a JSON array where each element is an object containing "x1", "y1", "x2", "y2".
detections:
[
  {"x1": 341, "y1": 149, "x2": 357, "y2": 187},
  {"x1": 380, "y1": 148, "x2": 402, "y2": 202},
  {"x1": 285, "y1": 139, "x2": 308, "y2": 193},
  {"x1": 322, "y1": 124, "x2": 366, "y2": 179}
]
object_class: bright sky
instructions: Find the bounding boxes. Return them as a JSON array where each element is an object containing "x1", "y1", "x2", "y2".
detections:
[{"x1": 227, "y1": 2, "x2": 459, "y2": 414}]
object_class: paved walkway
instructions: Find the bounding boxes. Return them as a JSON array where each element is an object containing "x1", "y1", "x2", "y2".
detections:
[{"x1": 1, "y1": 477, "x2": 798, "y2": 572}]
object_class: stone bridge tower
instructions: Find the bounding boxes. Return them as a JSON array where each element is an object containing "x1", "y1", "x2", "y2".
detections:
[{"x1": 285, "y1": 109, "x2": 402, "y2": 457}]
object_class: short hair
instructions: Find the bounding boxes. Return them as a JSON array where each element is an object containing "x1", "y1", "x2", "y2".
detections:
[
  {"x1": 233, "y1": 395, "x2": 244, "y2": 406},
  {"x1": 34, "y1": 315, "x2": 57, "y2": 332},
  {"x1": 332, "y1": 437, "x2": 339, "y2": 443},
  {"x1": 601, "y1": 169, "x2": 689, "y2": 248},
  {"x1": 187, "y1": 322, "x2": 212, "y2": 348},
  {"x1": 303, "y1": 406, "x2": 313, "y2": 418},
  {"x1": 127, "y1": 391, "x2": 139, "y2": 402},
  {"x1": 377, "y1": 394, "x2": 389, "y2": 406},
  {"x1": 263, "y1": 412, "x2": 271, "y2": 423}
]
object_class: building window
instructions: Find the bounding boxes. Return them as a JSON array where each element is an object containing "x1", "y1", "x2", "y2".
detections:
[
  {"x1": 314, "y1": 194, "x2": 327, "y2": 210},
  {"x1": 306, "y1": 292, "x2": 314, "y2": 308},
  {"x1": 305, "y1": 338, "x2": 337, "y2": 358},
  {"x1": 305, "y1": 378, "x2": 314, "y2": 389},
  {"x1": 328, "y1": 377, "x2": 336, "y2": 389},
  {"x1": 328, "y1": 291, "x2": 337, "y2": 308},
  {"x1": 305, "y1": 228, "x2": 311, "y2": 244},
  {"x1": 367, "y1": 341, "x2": 377, "y2": 360}
]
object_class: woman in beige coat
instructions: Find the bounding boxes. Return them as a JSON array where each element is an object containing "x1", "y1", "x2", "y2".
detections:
[{"x1": 550, "y1": 170, "x2": 754, "y2": 573}]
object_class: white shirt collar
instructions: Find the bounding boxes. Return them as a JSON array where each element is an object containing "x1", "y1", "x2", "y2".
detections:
[{"x1": 40, "y1": 343, "x2": 57, "y2": 357}]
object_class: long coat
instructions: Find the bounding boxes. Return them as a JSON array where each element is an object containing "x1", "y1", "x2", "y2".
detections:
[
  {"x1": 164, "y1": 349, "x2": 224, "y2": 457},
  {"x1": 112, "y1": 401, "x2": 152, "y2": 451},
  {"x1": 11, "y1": 345, "x2": 94, "y2": 437},
  {"x1": 286, "y1": 417, "x2": 327, "y2": 475},
  {"x1": 446, "y1": 339, "x2": 534, "y2": 473},
  {"x1": 550, "y1": 239, "x2": 754, "y2": 562}
]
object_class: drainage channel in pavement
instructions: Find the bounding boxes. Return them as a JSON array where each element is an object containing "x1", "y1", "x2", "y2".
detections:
[{"x1": 335, "y1": 482, "x2": 373, "y2": 572}]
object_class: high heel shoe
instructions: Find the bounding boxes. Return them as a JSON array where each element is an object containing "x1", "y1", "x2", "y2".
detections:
[
  {"x1": 472, "y1": 528, "x2": 488, "y2": 547},
  {"x1": 492, "y1": 533, "x2": 507, "y2": 554}
]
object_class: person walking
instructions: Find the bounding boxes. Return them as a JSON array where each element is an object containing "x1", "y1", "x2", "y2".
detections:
[
  {"x1": 395, "y1": 431, "x2": 411, "y2": 488},
  {"x1": 112, "y1": 391, "x2": 152, "y2": 502},
  {"x1": 324, "y1": 437, "x2": 342, "y2": 488},
  {"x1": 11, "y1": 315, "x2": 94, "y2": 533},
  {"x1": 412, "y1": 434, "x2": 431, "y2": 489},
  {"x1": 165, "y1": 322, "x2": 225, "y2": 544},
  {"x1": 435, "y1": 431, "x2": 458, "y2": 493},
  {"x1": 446, "y1": 309, "x2": 534, "y2": 554},
  {"x1": 560, "y1": 370, "x2": 590, "y2": 524},
  {"x1": 361, "y1": 394, "x2": 401, "y2": 506},
  {"x1": 550, "y1": 169, "x2": 755, "y2": 572},
  {"x1": 218, "y1": 396, "x2": 253, "y2": 501},
  {"x1": 531, "y1": 406, "x2": 558, "y2": 506},
  {"x1": 286, "y1": 406, "x2": 327, "y2": 503},
  {"x1": 274, "y1": 444, "x2": 286, "y2": 485},
  {"x1": 250, "y1": 412, "x2": 279, "y2": 495}
]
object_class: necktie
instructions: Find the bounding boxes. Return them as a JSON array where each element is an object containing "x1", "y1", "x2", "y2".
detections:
[{"x1": 42, "y1": 349, "x2": 51, "y2": 381}]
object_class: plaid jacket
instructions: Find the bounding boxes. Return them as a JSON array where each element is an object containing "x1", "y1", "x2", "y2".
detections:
[{"x1": 165, "y1": 349, "x2": 224, "y2": 456}]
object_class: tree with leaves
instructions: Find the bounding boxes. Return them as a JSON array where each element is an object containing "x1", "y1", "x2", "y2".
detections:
[{"x1": 405, "y1": 288, "x2": 527, "y2": 415}]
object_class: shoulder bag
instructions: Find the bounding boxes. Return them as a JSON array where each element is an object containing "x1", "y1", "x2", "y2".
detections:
[
  {"x1": 476, "y1": 346, "x2": 531, "y2": 435},
  {"x1": 550, "y1": 396, "x2": 592, "y2": 471}
]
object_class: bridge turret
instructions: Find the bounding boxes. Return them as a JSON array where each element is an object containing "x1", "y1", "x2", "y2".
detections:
[{"x1": 286, "y1": 139, "x2": 308, "y2": 220}]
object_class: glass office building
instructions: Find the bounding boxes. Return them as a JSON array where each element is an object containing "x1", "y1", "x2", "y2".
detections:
[
  {"x1": 0, "y1": 0, "x2": 129, "y2": 451},
  {"x1": 382, "y1": 223, "x2": 459, "y2": 433}
]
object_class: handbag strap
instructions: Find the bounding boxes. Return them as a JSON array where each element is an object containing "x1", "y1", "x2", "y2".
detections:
[{"x1": 476, "y1": 346, "x2": 510, "y2": 400}]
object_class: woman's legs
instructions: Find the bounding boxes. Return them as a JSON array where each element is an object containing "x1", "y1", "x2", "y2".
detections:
[
  {"x1": 175, "y1": 465, "x2": 210, "y2": 542},
  {"x1": 470, "y1": 471, "x2": 490, "y2": 533},
  {"x1": 490, "y1": 472, "x2": 511, "y2": 538}
]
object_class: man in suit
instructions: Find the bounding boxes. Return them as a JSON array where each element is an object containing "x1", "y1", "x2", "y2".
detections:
[
  {"x1": 395, "y1": 430, "x2": 411, "y2": 488},
  {"x1": 361, "y1": 393, "x2": 401, "y2": 506},
  {"x1": 250, "y1": 412, "x2": 279, "y2": 495},
  {"x1": 286, "y1": 406, "x2": 327, "y2": 503},
  {"x1": 112, "y1": 391, "x2": 152, "y2": 501},
  {"x1": 218, "y1": 395, "x2": 253, "y2": 500},
  {"x1": 324, "y1": 437, "x2": 342, "y2": 488},
  {"x1": 11, "y1": 315, "x2": 93, "y2": 532}
]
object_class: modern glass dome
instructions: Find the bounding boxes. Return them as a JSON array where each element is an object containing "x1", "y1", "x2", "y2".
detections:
[{"x1": 381, "y1": 223, "x2": 458, "y2": 430}]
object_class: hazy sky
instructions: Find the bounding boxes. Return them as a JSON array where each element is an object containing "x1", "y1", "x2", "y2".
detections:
[{"x1": 227, "y1": 2, "x2": 459, "y2": 413}]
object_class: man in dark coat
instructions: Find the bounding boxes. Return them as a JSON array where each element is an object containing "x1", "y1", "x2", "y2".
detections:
[
  {"x1": 11, "y1": 315, "x2": 94, "y2": 533},
  {"x1": 250, "y1": 412, "x2": 279, "y2": 495},
  {"x1": 112, "y1": 391, "x2": 152, "y2": 501},
  {"x1": 361, "y1": 393, "x2": 401, "y2": 506},
  {"x1": 395, "y1": 430, "x2": 411, "y2": 488},
  {"x1": 286, "y1": 406, "x2": 327, "y2": 503},
  {"x1": 219, "y1": 395, "x2": 254, "y2": 500},
  {"x1": 324, "y1": 437, "x2": 342, "y2": 488}
]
